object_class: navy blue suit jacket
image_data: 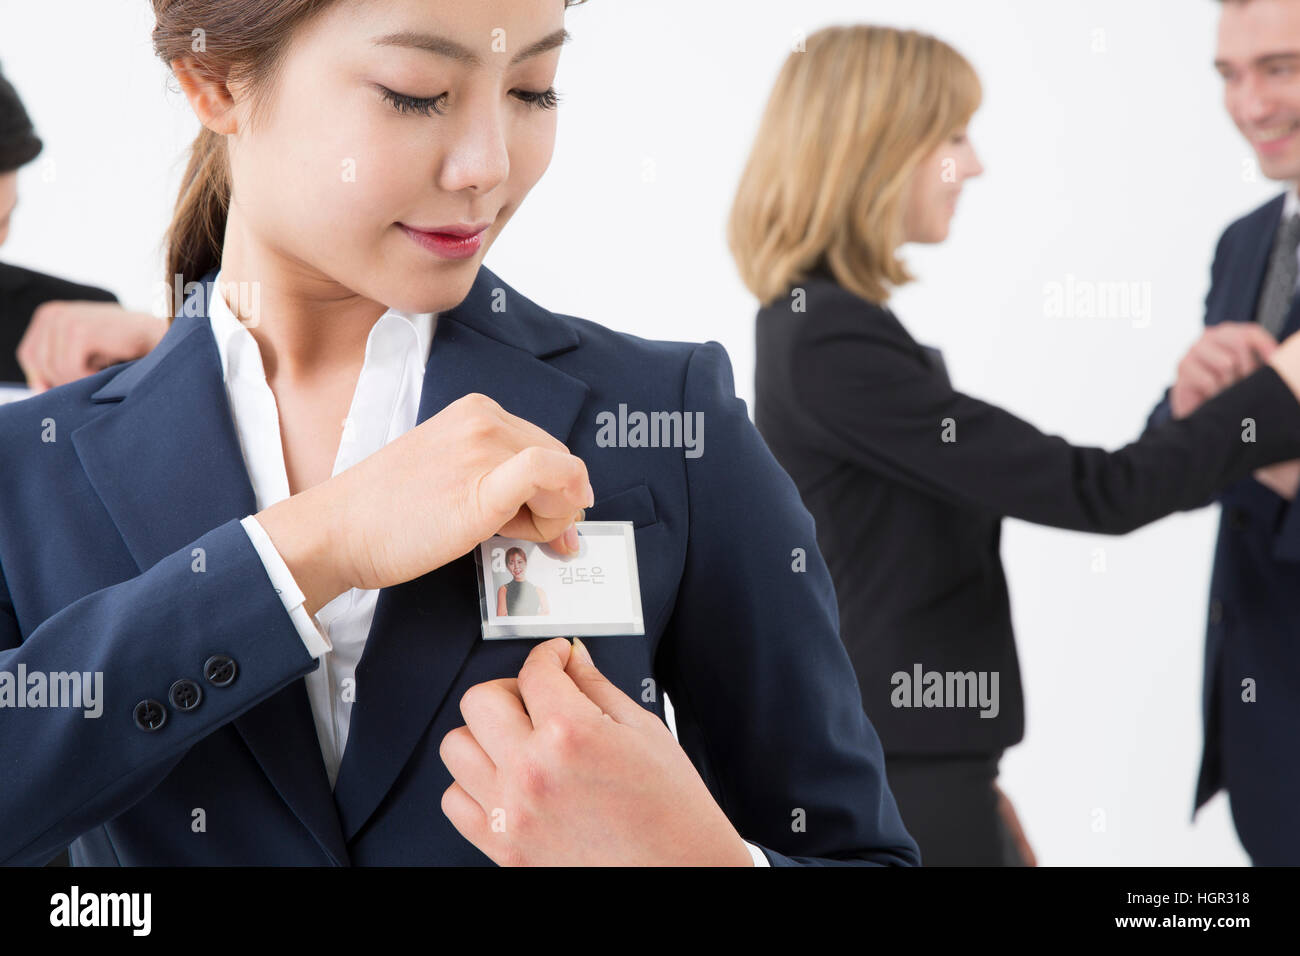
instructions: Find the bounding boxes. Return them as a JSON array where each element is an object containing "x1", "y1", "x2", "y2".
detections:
[
  {"x1": 1146, "y1": 194, "x2": 1300, "y2": 863},
  {"x1": 0, "y1": 267, "x2": 918, "y2": 867}
]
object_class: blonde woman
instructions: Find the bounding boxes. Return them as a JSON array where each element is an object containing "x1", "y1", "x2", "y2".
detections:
[{"x1": 732, "y1": 25, "x2": 1300, "y2": 865}]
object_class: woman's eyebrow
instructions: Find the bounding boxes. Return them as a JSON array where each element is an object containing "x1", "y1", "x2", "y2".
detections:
[{"x1": 372, "y1": 28, "x2": 570, "y2": 67}]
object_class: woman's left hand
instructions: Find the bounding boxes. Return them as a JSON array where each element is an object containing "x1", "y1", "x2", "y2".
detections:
[{"x1": 440, "y1": 637, "x2": 754, "y2": 866}]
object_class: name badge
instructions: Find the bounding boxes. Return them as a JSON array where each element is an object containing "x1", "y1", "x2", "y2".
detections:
[{"x1": 473, "y1": 522, "x2": 645, "y2": 640}]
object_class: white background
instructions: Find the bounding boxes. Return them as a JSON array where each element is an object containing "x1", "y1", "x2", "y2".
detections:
[{"x1": 1, "y1": 0, "x2": 1285, "y2": 865}]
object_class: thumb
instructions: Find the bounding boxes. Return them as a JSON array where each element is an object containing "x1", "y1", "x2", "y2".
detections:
[{"x1": 564, "y1": 638, "x2": 644, "y2": 724}]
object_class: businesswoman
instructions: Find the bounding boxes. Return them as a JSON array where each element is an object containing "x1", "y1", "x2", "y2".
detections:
[
  {"x1": 0, "y1": 0, "x2": 919, "y2": 867},
  {"x1": 732, "y1": 25, "x2": 1300, "y2": 865}
]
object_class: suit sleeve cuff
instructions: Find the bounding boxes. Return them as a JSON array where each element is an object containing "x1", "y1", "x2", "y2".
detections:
[
  {"x1": 743, "y1": 840, "x2": 770, "y2": 867},
  {"x1": 240, "y1": 514, "x2": 333, "y2": 658}
]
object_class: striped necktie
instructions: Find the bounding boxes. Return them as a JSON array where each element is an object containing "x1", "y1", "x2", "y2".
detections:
[{"x1": 1255, "y1": 211, "x2": 1300, "y2": 339}]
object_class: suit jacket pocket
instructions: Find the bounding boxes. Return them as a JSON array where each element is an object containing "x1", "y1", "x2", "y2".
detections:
[{"x1": 585, "y1": 481, "x2": 658, "y2": 529}]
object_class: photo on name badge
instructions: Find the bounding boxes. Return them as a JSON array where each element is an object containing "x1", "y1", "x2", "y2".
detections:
[{"x1": 474, "y1": 521, "x2": 645, "y2": 640}]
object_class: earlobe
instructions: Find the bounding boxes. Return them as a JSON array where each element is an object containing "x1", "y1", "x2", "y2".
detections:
[{"x1": 171, "y1": 56, "x2": 239, "y2": 135}]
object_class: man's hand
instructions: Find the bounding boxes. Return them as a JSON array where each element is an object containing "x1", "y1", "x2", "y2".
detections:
[
  {"x1": 16, "y1": 301, "x2": 165, "y2": 392},
  {"x1": 1169, "y1": 322, "x2": 1278, "y2": 419},
  {"x1": 440, "y1": 637, "x2": 754, "y2": 866}
]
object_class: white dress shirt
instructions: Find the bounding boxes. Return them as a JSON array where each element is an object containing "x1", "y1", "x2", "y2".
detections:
[
  {"x1": 211, "y1": 272, "x2": 769, "y2": 865},
  {"x1": 1283, "y1": 186, "x2": 1300, "y2": 284},
  {"x1": 209, "y1": 270, "x2": 434, "y2": 789}
]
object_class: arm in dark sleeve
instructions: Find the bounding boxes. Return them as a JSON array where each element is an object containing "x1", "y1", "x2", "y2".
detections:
[
  {"x1": 788, "y1": 304, "x2": 1300, "y2": 535},
  {"x1": 656, "y1": 341, "x2": 919, "y2": 867},
  {"x1": 0, "y1": 517, "x2": 318, "y2": 865},
  {"x1": 1145, "y1": 386, "x2": 1174, "y2": 433}
]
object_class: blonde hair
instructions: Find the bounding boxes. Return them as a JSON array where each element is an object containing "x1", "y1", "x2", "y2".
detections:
[{"x1": 728, "y1": 25, "x2": 981, "y2": 306}]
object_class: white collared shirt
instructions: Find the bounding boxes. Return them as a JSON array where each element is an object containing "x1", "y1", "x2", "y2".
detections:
[
  {"x1": 1283, "y1": 185, "x2": 1300, "y2": 278},
  {"x1": 209, "y1": 270, "x2": 435, "y2": 789}
]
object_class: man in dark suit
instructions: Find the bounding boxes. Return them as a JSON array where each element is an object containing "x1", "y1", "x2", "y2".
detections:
[{"x1": 1144, "y1": 0, "x2": 1300, "y2": 864}]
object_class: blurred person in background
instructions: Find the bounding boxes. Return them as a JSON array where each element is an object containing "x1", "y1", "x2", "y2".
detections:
[
  {"x1": 1139, "y1": 0, "x2": 1300, "y2": 866},
  {"x1": 0, "y1": 64, "x2": 164, "y2": 393},
  {"x1": 733, "y1": 24, "x2": 1300, "y2": 865}
]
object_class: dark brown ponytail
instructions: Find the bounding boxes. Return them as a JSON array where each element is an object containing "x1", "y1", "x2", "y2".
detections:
[{"x1": 165, "y1": 124, "x2": 228, "y2": 310}]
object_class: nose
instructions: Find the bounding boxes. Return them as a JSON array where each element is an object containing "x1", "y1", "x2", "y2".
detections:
[
  {"x1": 1237, "y1": 74, "x2": 1274, "y2": 125},
  {"x1": 437, "y1": 97, "x2": 511, "y2": 195}
]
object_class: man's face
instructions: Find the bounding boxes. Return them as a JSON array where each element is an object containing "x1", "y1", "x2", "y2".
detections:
[{"x1": 1217, "y1": 0, "x2": 1300, "y2": 180}]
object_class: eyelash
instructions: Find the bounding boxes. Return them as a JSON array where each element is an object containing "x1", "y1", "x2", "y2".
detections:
[{"x1": 378, "y1": 85, "x2": 559, "y2": 116}]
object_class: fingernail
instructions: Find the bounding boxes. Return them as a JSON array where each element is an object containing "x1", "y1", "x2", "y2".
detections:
[
  {"x1": 584, "y1": 482, "x2": 595, "y2": 508},
  {"x1": 563, "y1": 524, "x2": 580, "y2": 553},
  {"x1": 572, "y1": 637, "x2": 593, "y2": 665}
]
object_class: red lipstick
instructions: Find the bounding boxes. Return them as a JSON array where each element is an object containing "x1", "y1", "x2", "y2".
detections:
[{"x1": 399, "y1": 221, "x2": 490, "y2": 260}]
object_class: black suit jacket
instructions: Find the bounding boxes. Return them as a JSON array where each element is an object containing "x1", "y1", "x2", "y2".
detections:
[
  {"x1": 0, "y1": 261, "x2": 118, "y2": 384},
  {"x1": 754, "y1": 268, "x2": 1300, "y2": 755}
]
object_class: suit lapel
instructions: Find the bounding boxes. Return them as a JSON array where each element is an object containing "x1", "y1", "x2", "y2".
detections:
[
  {"x1": 1230, "y1": 194, "x2": 1285, "y2": 327},
  {"x1": 331, "y1": 267, "x2": 590, "y2": 842},
  {"x1": 71, "y1": 272, "x2": 350, "y2": 866}
]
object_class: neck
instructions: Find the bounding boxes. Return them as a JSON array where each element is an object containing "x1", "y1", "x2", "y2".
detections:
[{"x1": 217, "y1": 209, "x2": 385, "y2": 385}]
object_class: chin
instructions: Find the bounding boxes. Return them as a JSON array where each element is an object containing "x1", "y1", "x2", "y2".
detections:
[
  {"x1": 1261, "y1": 158, "x2": 1300, "y2": 182},
  {"x1": 384, "y1": 261, "x2": 483, "y2": 314},
  {"x1": 921, "y1": 222, "x2": 950, "y2": 243}
]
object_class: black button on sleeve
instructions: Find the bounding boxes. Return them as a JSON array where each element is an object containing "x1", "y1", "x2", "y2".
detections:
[
  {"x1": 168, "y1": 678, "x2": 203, "y2": 712},
  {"x1": 133, "y1": 699, "x2": 167, "y2": 732},
  {"x1": 203, "y1": 654, "x2": 238, "y2": 688}
]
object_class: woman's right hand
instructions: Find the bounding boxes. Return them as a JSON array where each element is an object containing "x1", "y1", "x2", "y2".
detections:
[{"x1": 257, "y1": 392, "x2": 593, "y2": 614}]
